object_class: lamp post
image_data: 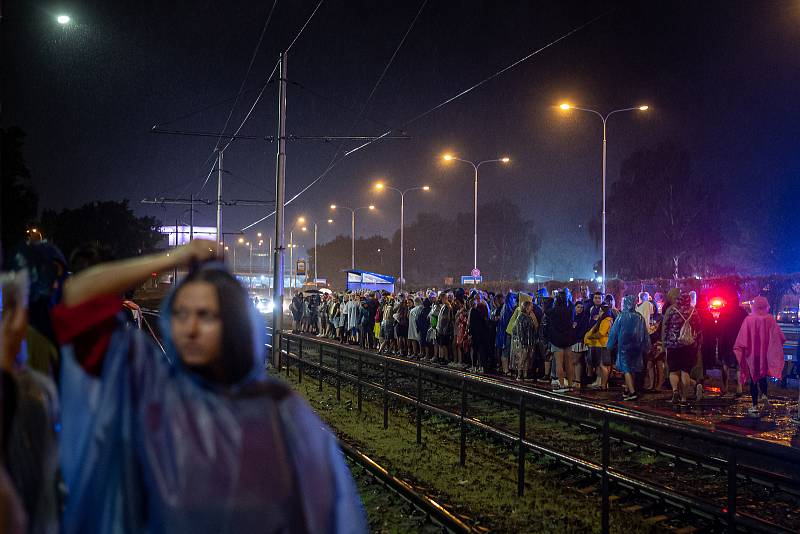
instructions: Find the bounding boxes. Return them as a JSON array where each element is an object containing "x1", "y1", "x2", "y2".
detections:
[
  {"x1": 558, "y1": 102, "x2": 648, "y2": 292},
  {"x1": 289, "y1": 218, "x2": 308, "y2": 289},
  {"x1": 297, "y1": 217, "x2": 334, "y2": 286},
  {"x1": 246, "y1": 242, "x2": 253, "y2": 274},
  {"x1": 373, "y1": 182, "x2": 430, "y2": 290},
  {"x1": 236, "y1": 237, "x2": 245, "y2": 273},
  {"x1": 442, "y1": 154, "x2": 510, "y2": 276},
  {"x1": 329, "y1": 204, "x2": 376, "y2": 270}
]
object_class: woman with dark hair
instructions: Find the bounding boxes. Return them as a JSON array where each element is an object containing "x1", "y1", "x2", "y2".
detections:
[{"x1": 51, "y1": 240, "x2": 366, "y2": 534}]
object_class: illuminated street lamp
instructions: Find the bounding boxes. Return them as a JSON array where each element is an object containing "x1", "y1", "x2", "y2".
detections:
[
  {"x1": 330, "y1": 204, "x2": 376, "y2": 270},
  {"x1": 374, "y1": 181, "x2": 431, "y2": 289},
  {"x1": 26, "y1": 228, "x2": 44, "y2": 241},
  {"x1": 558, "y1": 102, "x2": 648, "y2": 291},
  {"x1": 441, "y1": 154, "x2": 510, "y2": 276},
  {"x1": 57, "y1": 15, "x2": 71, "y2": 25},
  {"x1": 298, "y1": 216, "x2": 334, "y2": 285}
]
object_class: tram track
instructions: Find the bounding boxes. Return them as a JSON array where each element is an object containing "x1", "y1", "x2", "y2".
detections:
[{"x1": 277, "y1": 332, "x2": 800, "y2": 533}]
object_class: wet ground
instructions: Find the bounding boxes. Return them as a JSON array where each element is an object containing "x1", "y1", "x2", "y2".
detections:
[{"x1": 496, "y1": 369, "x2": 800, "y2": 449}]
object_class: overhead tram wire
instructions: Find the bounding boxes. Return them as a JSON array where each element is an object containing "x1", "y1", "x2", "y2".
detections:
[
  {"x1": 241, "y1": 0, "x2": 428, "y2": 231},
  {"x1": 241, "y1": 5, "x2": 606, "y2": 232},
  {"x1": 344, "y1": 9, "x2": 612, "y2": 158},
  {"x1": 210, "y1": 0, "x2": 279, "y2": 155},
  {"x1": 152, "y1": 1, "x2": 326, "y2": 201},
  {"x1": 197, "y1": 0, "x2": 323, "y2": 196}
]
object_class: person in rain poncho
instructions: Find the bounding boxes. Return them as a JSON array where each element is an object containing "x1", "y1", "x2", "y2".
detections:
[
  {"x1": 607, "y1": 295, "x2": 651, "y2": 401},
  {"x1": 51, "y1": 240, "x2": 366, "y2": 534},
  {"x1": 497, "y1": 291, "x2": 516, "y2": 376},
  {"x1": 733, "y1": 296, "x2": 786, "y2": 416}
]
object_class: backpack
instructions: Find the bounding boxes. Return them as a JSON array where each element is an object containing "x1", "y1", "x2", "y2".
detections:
[{"x1": 675, "y1": 308, "x2": 696, "y2": 346}]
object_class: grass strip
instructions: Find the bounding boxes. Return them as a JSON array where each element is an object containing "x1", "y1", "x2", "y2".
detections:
[{"x1": 284, "y1": 371, "x2": 667, "y2": 533}]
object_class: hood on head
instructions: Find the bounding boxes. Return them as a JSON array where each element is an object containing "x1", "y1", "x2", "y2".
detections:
[
  {"x1": 752, "y1": 296, "x2": 770, "y2": 314},
  {"x1": 622, "y1": 295, "x2": 636, "y2": 312},
  {"x1": 159, "y1": 262, "x2": 266, "y2": 390}
]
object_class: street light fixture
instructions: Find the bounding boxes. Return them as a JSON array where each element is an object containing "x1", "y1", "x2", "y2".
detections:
[
  {"x1": 57, "y1": 15, "x2": 71, "y2": 25},
  {"x1": 441, "y1": 153, "x2": 510, "y2": 277},
  {"x1": 558, "y1": 101, "x2": 649, "y2": 291},
  {"x1": 373, "y1": 180, "x2": 431, "y2": 290},
  {"x1": 330, "y1": 204, "x2": 377, "y2": 270},
  {"x1": 297, "y1": 216, "x2": 334, "y2": 285}
]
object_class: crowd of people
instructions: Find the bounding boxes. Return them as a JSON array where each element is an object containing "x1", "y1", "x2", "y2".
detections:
[
  {"x1": 1, "y1": 240, "x2": 366, "y2": 534},
  {"x1": 0, "y1": 237, "x2": 791, "y2": 533},
  {"x1": 290, "y1": 283, "x2": 786, "y2": 412}
]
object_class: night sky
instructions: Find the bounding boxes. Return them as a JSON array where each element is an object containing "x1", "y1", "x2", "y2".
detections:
[{"x1": 3, "y1": 0, "x2": 800, "y2": 279}]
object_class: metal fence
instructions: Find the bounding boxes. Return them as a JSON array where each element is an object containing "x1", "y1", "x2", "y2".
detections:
[{"x1": 275, "y1": 332, "x2": 800, "y2": 534}]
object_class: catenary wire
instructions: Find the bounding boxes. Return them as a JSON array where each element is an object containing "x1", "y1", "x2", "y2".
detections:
[
  {"x1": 241, "y1": 8, "x2": 608, "y2": 231},
  {"x1": 241, "y1": 0, "x2": 427, "y2": 231}
]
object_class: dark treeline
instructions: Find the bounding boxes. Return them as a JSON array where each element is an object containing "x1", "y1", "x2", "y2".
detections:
[{"x1": 309, "y1": 200, "x2": 541, "y2": 287}]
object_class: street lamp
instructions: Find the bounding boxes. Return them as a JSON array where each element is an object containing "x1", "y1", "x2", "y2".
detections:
[
  {"x1": 289, "y1": 218, "x2": 309, "y2": 289},
  {"x1": 330, "y1": 204, "x2": 376, "y2": 270},
  {"x1": 374, "y1": 181, "x2": 430, "y2": 290},
  {"x1": 26, "y1": 228, "x2": 44, "y2": 241},
  {"x1": 441, "y1": 153, "x2": 510, "y2": 277},
  {"x1": 558, "y1": 102, "x2": 648, "y2": 291},
  {"x1": 56, "y1": 15, "x2": 71, "y2": 25},
  {"x1": 246, "y1": 242, "x2": 253, "y2": 274},
  {"x1": 297, "y1": 216, "x2": 334, "y2": 286}
]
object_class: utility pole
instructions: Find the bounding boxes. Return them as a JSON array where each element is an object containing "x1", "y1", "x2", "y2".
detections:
[
  {"x1": 189, "y1": 194, "x2": 194, "y2": 241},
  {"x1": 216, "y1": 150, "x2": 223, "y2": 255},
  {"x1": 271, "y1": 51, "x2": 288, "y2": 342}
]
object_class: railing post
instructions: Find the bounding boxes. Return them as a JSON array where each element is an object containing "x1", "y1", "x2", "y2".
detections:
[
  {"x1": 383, "y1": 358, "x2": 389, "y2": 429},
  {"x1": 518, "y1": 395, "x2": 526, "y2": 497},
  {"x1": 727, "y1": 449, "x2": 737, "y2": 533},
  {"x1": 459, "y1": 377, "x2": 467, "y2": 467},
  {"x1": 601, "y1": 415, "x2": 610, "y2": 534},
  {"x1": 357, "y1": 352, "x2": 363, "y2": 413},
  {"x1": 416, "y1": 364, "x2": 423, "y2": 444},
  {"x1": 283, "y1": 336, "x2": 289, "y2": 376},
  {"x1": 336, "y1": 347, "x2": 341, "y2": 401},
  {"x1": 298, "y1": 338, "x2": 303, "y2": 384},
  {"x1": 275, "y1": 333, "x2": 280, "y2": 370},
  {"x1": 319, "y1": 345, "x2": 324, "y2": 392}
]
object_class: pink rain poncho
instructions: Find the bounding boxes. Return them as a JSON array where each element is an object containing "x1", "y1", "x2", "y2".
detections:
[{"x1": 733, "y1": 296, "x2": 786, "y2": 384}]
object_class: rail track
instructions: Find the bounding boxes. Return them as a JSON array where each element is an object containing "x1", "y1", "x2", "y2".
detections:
[{"x1": 275, "y1": 332, "x2": 800, "y2": 533}]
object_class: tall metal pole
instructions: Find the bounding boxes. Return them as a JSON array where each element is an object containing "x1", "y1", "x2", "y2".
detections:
[
  {"x1": 216, "y1": 150, "x2": 223, "y2": 255},
  {"x1": 249, "y1": 243, "x2": 253, "y2": 274},
  {"x1": 289, "y1": 230, "x2": 294, "y2": 290},
  {"x1": 400, "y1": 192, "x2": 405, "y2": 290},
  {"x1": 351, "y1": 210, "x2": 355, "y2": 270},
  {"x1": 189, "y1": 193, "x2": 194, "y2": 241},
  {"x1": 601, "y1": 119, "x2": 607, "y2": 294},
  {"x1": 271, "y1": 52, "x2": 288, "y2": 336},
  {"x1": 473, "y1": 164, "x2": 478, "y2": 272},
  {"x1": 314, "y1": 222, "x2": 318, "y2": 284}
]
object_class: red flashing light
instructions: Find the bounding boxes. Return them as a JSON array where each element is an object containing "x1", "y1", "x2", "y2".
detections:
[{"x1": 709, "y1": 297, "x2": 726, "y2": 310}]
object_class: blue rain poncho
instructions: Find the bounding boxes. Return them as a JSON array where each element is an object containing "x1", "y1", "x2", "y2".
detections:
[
  {"x1": 56, "y1": 272, "x2": 366, "y2": 534},
  {"x1": 496, "y1": 292, "x2": 517, "y2": 349},
  {"x1": 606, "y1": 295, "x2": 651, "y2": 373}
]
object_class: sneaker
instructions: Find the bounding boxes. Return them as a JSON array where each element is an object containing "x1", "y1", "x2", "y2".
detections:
[
  {"x1": 588, "y1": 383, "x2": 602, "y2": 390},
  {"x1": 671, "y1": 391, "x2": 681, "y2": 405},
  {"x1": 748, "y1": 405, "x2": 760, "y2": 417},
  {"x1": 696, "y1": 383, "x2": 704, "y2": 401},
  {"x1": 551, "y1": 379, "x2": 560, "y2": 387},
  {"x1": 554, "y1": 387, "x2": 571, "y2": 393},
  {"x1": 624, "y1": 393, "x2": 638, "y2": 401}
]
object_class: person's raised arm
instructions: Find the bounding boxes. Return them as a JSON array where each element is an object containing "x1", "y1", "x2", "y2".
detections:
[{"x1": 62, "y1": 240, "x2": 217, "y2": 307}]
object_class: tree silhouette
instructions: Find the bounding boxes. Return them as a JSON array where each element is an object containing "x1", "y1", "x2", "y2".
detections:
[{"x1": 1, "y1": 127, "x2": 39, "y2": 264}]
